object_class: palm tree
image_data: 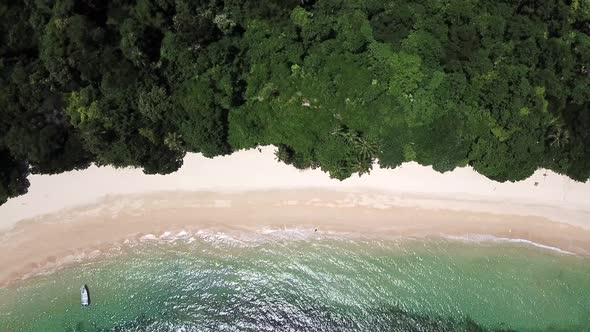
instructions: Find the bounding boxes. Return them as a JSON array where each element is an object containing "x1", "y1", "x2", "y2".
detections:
[
  {"x1": 547, "y1": 118, "x2": 570, "y2": 148},
  {"x1": 355, "y1": 138, "x2": 378, "y2": 160},
  {"x1": 548, "y1": 128, "x2": 570, "y2": 148},
  {"x1": 352, "y1": 157, "x2": 372, "y2": 176},
  {"x1": 274, "y1": 145, "x2": 294, "y2": 163},
  {"x1": 164, "y1": 132, "x2": 183, "y2": 151},
  {"x1": 331, "y1": 126, "x2": 355, "y2": 144},
  {"x1": 332, "y1": 125, "x2": 378, "y2": 166}
]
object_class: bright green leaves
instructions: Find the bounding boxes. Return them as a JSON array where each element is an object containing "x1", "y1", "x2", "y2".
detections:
[
  {"x1": 368, "y1": 42, "x2": 426, "y2": 112},
  {"x1": 164, "y1": 132, "x2": 183, "y2": 152},
  {"x1": 533, "y1": 86, "x2": 550, "y2": 113},
  {"x1": 388, "y1": 51, "x2": 425, "y2": 98},
  {"x1": 403, "y1": 144, "x2": 417, "y2": 162},
  {"x1": 403, "y1": 71, "x2": 449, "y2": 127},
  {"x1": 291, "y1": 7, "x2": 312, "y2": 28},
  {"x1": 368, "y1": 41, "x2": 450, "y2": 128},
  {"x1": 66, "y1": 90, "x2": 99, "y2": 126},
  {"x1": 289, "y1": 5, "x2": 335, "y2": 43},
  {"x1": 491, "y1": 126, "x2": 512, "y2": 142},
  {"x1": 213, "y1": 14, "x2": 236, "y2": 34}
]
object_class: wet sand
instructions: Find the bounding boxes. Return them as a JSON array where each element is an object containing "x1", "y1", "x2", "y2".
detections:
[{"x1": 1, "y1": 189, "x2": 589, "y2": 288}]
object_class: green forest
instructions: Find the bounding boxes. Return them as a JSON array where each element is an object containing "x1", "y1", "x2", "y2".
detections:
[{"x1": 1, "y1": 0, "x2": 589, "y2": 204}]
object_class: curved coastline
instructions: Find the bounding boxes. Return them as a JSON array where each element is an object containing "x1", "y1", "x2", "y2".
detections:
[
  {"x1": 1, "y1": 189, "x2": 590, "y2": 287},
  {"x1": 1, "y1": 146, "x2": 590, "y2": 231},
  {"x1": 1, "y1": 147, "x2": 589, "y2": 287}
]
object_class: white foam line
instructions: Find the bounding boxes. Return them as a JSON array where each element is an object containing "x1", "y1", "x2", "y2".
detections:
[
  {"x1": 441, "y1": 234, "x2": 575, "y2": 255},
  {"x1": 496, "y1": 238, "x2": 575, "y2": 255},
  {"x1": 134, "y1": 229, "x2": 577, "y2": 256},
  {"x1": 140, "y1": 234, "x2": 157, "y2": 241}
]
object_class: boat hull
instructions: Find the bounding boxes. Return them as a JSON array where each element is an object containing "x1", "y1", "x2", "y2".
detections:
[{"x1": 81, "y1": 285, "x2": 90, "y2": 306}]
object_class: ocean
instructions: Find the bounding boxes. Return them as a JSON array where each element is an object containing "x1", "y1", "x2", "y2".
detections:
[{"x1": 1, "y1": 229, "x2": 589, "y2": 332}]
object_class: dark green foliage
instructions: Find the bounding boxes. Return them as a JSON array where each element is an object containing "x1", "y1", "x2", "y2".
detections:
[
  {"x1": 1, "y1": 0, "x2": 589, "y2": 204},
  {"x1": 0, "y1": 150, "x2": 29, "y2": 205}
]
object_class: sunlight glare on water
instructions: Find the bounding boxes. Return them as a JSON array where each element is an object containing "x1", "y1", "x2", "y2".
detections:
[{"x1": 1, "y1": 229, "x2": 589, "y2": 332}]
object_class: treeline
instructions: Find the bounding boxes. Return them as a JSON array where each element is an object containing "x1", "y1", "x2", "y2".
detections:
[{"x1": 1, "y1": 0, "x2": 589, "y2": 204}]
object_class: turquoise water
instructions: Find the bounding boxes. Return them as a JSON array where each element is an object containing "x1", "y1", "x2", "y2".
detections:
[{"x1": 1, "y1": 230, "x2": 589, "y2": 331}]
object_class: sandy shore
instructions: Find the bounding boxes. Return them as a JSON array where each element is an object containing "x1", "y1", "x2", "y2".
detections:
[
  {"x1": 1, "y1": 189, "x2": 590, "y2": 287},
  {"x1": 0, "y1": 146, "x2": 589, "y2": 287},
  {"x1": 1, "y1": 146, "x2": 590, "y2": 230}
]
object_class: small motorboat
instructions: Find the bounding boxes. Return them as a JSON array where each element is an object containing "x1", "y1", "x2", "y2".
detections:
[{"x1": 81, "y1": 285, "x2": 90, "y2": 306}]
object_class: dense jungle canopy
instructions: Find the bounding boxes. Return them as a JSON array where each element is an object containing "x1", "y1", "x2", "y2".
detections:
[{"x1": 1, "y1": 0, "x2": 589, "y2": 204}]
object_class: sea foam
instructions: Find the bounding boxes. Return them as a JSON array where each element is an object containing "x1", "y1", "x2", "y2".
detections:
[
  {"x1": 131, "y1": 228, "x2": 576, "y2": 256},
  {"x1": 440, "y1": 233, "x2": 575, "y2": 255}
]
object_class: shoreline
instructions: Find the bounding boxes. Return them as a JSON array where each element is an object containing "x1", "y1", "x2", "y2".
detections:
[
  {"x1": 1, "y1": 146, "x2": 589, "y2": 231},
  {"x1": 2, "y1": 189, "x2": 590, "y2": 288},
  {"x1": 1, "y1": 147, "x2": 589, "y2": 288}
]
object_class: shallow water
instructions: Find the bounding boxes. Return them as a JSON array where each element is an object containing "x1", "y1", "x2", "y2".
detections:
[{"x1": 1, "y1": 229, "x2": 589, "y2": 332}]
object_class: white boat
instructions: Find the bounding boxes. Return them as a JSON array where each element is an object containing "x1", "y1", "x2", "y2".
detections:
[{"x1": 81, "y1": 285, "x2": 90, "y2": 306}]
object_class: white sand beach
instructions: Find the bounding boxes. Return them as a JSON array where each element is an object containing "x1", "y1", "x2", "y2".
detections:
[
  {"x1": 1, "y1": 146, "x2": 590, "y2": 229},
  {"x1": 0, "y1": 146, "x2": 590, "y2": 286}
]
